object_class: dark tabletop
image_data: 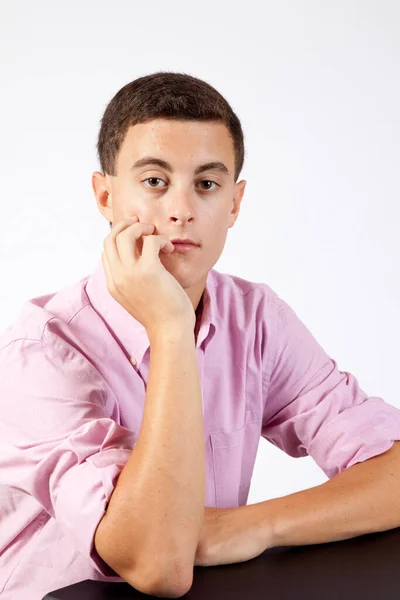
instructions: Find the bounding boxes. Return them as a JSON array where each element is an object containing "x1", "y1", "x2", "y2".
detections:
[{"x1": 43, "y1": 526, "x2": 400, "y2": 599}]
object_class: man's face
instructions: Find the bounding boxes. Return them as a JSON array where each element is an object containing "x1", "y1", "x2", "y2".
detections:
[{"x1": 93, "y1": 118, "x2": 246, "y2": 300}]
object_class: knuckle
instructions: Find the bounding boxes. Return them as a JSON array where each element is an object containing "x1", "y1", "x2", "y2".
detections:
[
  {"x1": 142, "y1": 233, "x2": 157, "y2": 246},
  {"x1": 120, "y1": 222, "x2": 141, "y2": 240},
  {"x1": 131, "y1": 223, "x2": 144, "y2": 238}
]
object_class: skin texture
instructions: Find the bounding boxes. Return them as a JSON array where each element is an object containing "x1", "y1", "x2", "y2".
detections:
[{"x1": 92, "y1": 119, "x2": 247, "y2": 313}]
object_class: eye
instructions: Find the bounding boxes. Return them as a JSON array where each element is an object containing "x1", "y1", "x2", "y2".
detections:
[
  {"x1": 197, "y1": 180, "x2": 219, "y2": 191},
  {"x1": 142, "y1": 178, "x2": 220, "y2": 191},
  {"x1": 143, "y1": 177, "x2": 167, "y2": 188}
]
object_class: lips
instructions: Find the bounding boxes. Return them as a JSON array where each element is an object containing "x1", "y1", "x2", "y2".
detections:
[
  {"x1": 170, "y1": 238, "x2": 199, "y2": 246},
  {"x1": 171, "y1": 241, "x2": 199, "y2": 254}
]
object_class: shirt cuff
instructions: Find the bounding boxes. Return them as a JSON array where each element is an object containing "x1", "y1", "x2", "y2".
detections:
[
  {"x1": 309, "y1": 397, "x2": 400, "y2": 478},
  {"x1": 54, "y1": 448, "x2": 132, "y2": 576}
]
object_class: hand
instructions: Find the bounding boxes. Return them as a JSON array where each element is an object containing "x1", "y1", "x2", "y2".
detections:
[
  {"x1": 102, "y1": 216, "x2": 196, "y2": 335},
  {"x1": 194, "y1": 505, "x2": 274, "y2": 567}
]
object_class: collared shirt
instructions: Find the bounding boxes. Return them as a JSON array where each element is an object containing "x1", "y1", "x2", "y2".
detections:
[{"x1": 1, "y1": 259, "x2": 400, "y2": 599}]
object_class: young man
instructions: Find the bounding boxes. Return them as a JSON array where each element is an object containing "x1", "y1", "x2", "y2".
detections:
[{"x1": 1, "y1": 72, "x2": 400, "y2": 600}]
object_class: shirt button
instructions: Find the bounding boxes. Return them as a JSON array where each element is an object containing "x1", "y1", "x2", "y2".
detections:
[{"x1": 130, "y1": 356, "x2": 137, "y2": 366}]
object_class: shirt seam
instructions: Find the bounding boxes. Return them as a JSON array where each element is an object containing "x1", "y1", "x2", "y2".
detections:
[
  {"x1": 262, "y1": 297, "x2": 282, "y2": 427},
  {"x1": 39, "y1": 312, "x2": 112, "y2": 411},
  {"x1": 0, "y1": 302, "x2": 91, "y2": 355},
  {"x1": 65, "y1": 301, "x2": 91, "y2": 325},
  {"x1": 0, "y1": 336, "x2": 42, "y2": 354}
]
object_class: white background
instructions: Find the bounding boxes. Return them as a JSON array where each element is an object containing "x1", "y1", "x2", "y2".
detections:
[{"x1": 1, "y1": 0, "x2": 399, "y2": 504}]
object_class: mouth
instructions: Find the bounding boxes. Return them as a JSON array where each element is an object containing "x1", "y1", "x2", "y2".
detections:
[{"x1": 171, "y1": 242, "x2": 199, "y2": 254}]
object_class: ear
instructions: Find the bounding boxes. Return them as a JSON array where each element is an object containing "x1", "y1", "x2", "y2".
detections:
[
  {"x1": 228, "y1": 179, "x2": 246, "y2": 228},
  {"x1": 92, "y1": 171, "x2": 114, "y2": 223}
]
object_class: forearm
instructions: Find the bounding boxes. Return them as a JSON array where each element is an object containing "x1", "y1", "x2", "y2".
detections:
[
  {"x1": 95, "y1": 323, "x2": 205, "y2": 587},
  {"x1": 253, "y1": 442, "x2": 400, "y2": 548}
]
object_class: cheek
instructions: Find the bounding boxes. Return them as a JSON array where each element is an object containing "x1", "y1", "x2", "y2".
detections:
[
  {"x1": 205, "y1": 216, "x2": 229, "y2": 249},
  {"x1": 136, "y1": 208, "x2": 159, "y2": 224},
  {"x1": 123, "y1": 198, "x2": 156, "y2": 221},
  {"x1": 206, "y1": 210, "x2": 230, "y2": 232}
]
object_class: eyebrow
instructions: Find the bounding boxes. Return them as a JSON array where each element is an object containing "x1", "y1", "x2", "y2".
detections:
[{"x1": 131, "y1": 157, "x2": 230, "y2": 176}]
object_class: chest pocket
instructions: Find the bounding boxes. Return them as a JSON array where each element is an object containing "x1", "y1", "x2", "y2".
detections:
[{"x1": 210, "y1": 409, "x2": 261, "y2": 508}]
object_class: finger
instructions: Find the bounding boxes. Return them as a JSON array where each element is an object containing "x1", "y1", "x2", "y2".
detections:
[
  {"x1": 109, "y1": 216, "x2": 139, "y2": 241},
  {"x1": 160, "y1": 240, "x2": 176, "y2": 254},
  {"x1": 107, "y1": 218, "x2": 153, "y2": 268},
  {"x1": 140, "y1": 234, "x2": 175, "y2": 264},
  {"x1": 104, "y1": 217, "x2": 139, "y2": 270},
  {"x1": 117, "y1": 221, "x2": 155, "y2": 268}
]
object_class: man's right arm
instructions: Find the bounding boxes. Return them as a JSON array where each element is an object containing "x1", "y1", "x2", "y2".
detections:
[{"x1": 94, "y1": 321, "x2": 205, "y2": 598}]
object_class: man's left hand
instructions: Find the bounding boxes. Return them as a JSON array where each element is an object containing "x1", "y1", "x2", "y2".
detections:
[{"x1": 194, "y1": 504, "x2": 274, "y2": 567}]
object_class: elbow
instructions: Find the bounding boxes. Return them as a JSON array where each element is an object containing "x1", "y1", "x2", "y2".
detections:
[
  {"x1": 125, "y1": 559, "x2": 194, "y2": 598},
  {"x1": 95, "y1": 516, "x2": 194, "y2": 597},
  {"x1": 147, "y1": 570, "x2": 193, "y2": 598}
]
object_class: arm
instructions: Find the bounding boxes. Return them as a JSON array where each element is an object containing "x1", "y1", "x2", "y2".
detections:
[
  {"x1": 94, "y1": 323, "x2": 205, "y2": 597},
  {"x1": 196, "y1": 441, "x2": 400, "y2": 567},
  {"x1": 267, "y1": 440, "x2": 400, "y2": 547},
  {"x1": 257, "y1": 295, "x2": 400, "y2": 547},
  {"x1": 196, "y1": 286, "x2": 400, "y2": 567}
]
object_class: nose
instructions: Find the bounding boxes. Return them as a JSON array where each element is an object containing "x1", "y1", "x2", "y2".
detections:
[{"x1": 167, "y1": 189, "x2": 196, "y2": 225}]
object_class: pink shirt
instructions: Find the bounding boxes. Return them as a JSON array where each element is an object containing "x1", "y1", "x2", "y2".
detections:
[{"x1": 1, "y1": 259, "x2": 400, "y2": 599}]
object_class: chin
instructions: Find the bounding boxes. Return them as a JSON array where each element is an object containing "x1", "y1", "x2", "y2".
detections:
[
  {"x1": 170, "y1": 270, "x2": 196, "y2": 289},
  {"x1": 164, "y1": 260, "x2": 203, "y2": 288}
]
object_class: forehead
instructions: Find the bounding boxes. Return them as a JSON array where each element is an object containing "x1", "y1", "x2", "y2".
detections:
[{"x1": 119, "y1": 119, "x2": 235, "y2": 166}]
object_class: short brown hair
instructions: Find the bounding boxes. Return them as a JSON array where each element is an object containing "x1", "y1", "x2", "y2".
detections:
[{"x1": 96, "y1": 72, "x2": 245, "y2": 228}]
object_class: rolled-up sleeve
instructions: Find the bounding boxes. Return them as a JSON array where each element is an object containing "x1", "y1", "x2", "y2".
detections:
[
  {"x1": 0, "y1": 335, "x2": 135, "y2": 576},
  {"x1": 261, "y1": 296, "x2": 400, "y2": 479}
]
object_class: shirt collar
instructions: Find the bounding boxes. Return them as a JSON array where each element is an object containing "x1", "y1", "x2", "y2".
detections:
[{"x1": 85, "y1": 259, "x2": 217, "y2": 368}]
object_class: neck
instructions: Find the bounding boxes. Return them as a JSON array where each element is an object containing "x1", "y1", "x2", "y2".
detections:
[{"x1": 194, "y1": 294, "x2": 204, "y2": 339}]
